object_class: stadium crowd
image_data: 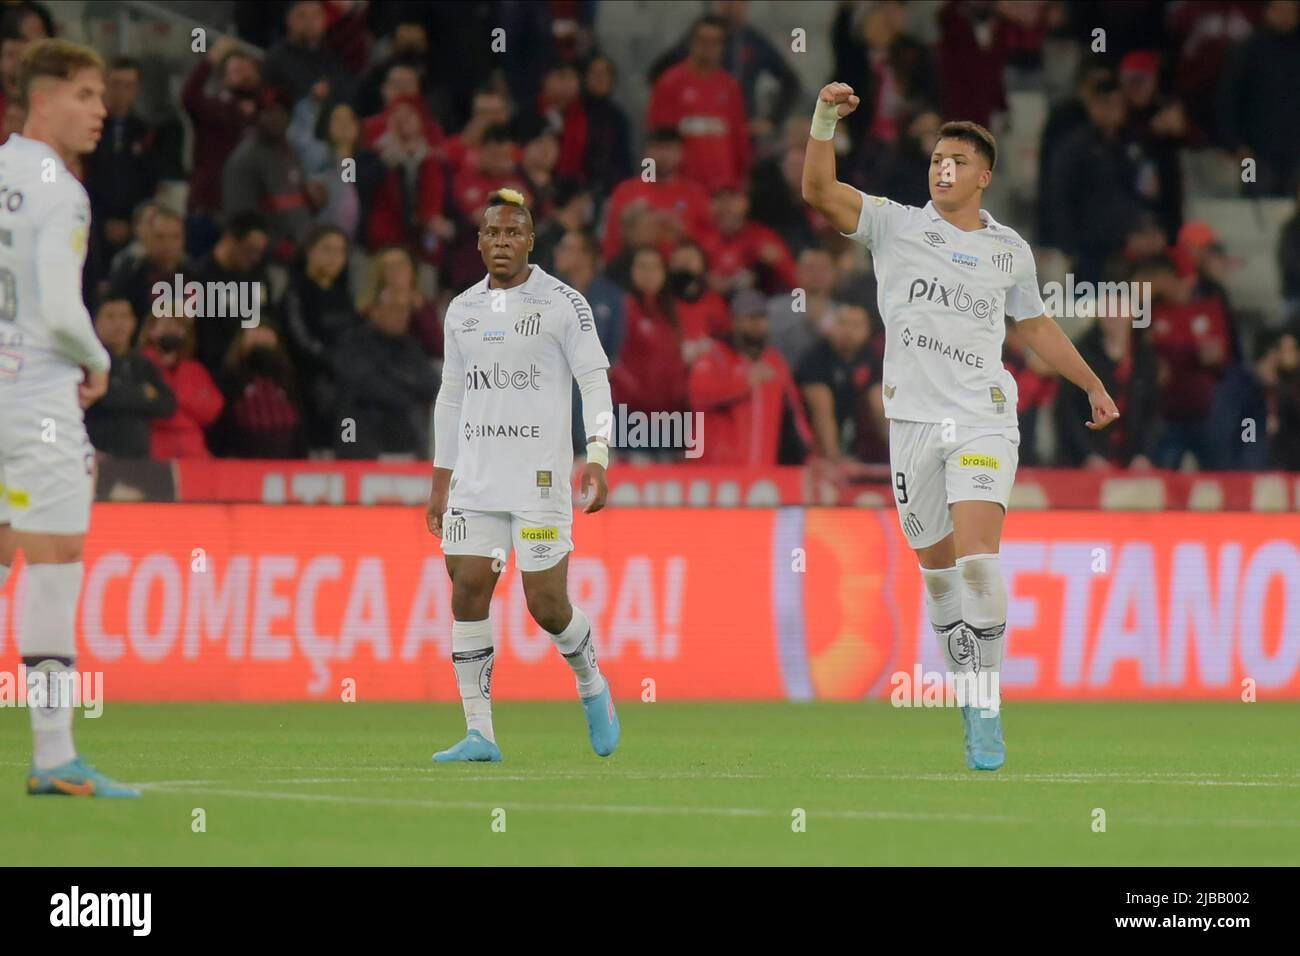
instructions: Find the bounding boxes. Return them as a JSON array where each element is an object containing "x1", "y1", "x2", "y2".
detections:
[{"x1": 5, "y1": 0, "x2": 1300, "y2": 470}]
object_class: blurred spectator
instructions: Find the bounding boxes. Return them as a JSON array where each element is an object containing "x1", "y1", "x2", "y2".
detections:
[
  {"x1": 831, "y1": 0, "x2": 938, "y2": 148},
  {"x1": 514, "y1": 61, "x2": 587, "y2": 184},
  {"x1": 445, "y1": 88, "x2": 513, "y2": 176},
  {"x1": 517, "y1": 121, "x2": 562, "y2": 220},
  {"x1": 1054, "y1": 305, "x2": 1159, "y2": 469},
  {"x1": 750, "y1": 139, "x2": 824, "y2": 255},
  {"x1": 1272, "y1": 328, "x2": 1300, "y2": 469},
  {"x1": 580, "y1": 55, "x2": 631, "y2": 198},
  {"x1": 1208, "y1": 329, "x2": 1288, "y2": 470},
  {"x1": 356, "y1": 19, "x2": 430, "y2": 118},
  {"x1": 283, "y1": 225, "x2": 358, "y2": 450},
  {"x1": 289, "y1": 98, "x2": 366, "y2": 239},
  {"x1": 701, "y1": 183, "x2": 799, "y2": 296},
  {"x1": 669, "y1": 242, "x2": 730, "y2": 364},
  {"x1": 1167, "y1": 0, "x2": 1262, "y2": 143},
  {"x1": 553, "y1": 229, "x2": 626, "y2": 452},
  {"x1": 610, "y1": 247, "x2": 689, "y2": 419},
  {"x1": 1216, "y1": 0, "x2": 1300, "y2": 196},
  {"x1": 647, "y1": 15, "x2": 751, "y2": 192},
  {"x1": 938, "y1": 0, "x2": 1008, "y2": 130},
  {"x1": 362, "y1": 93, "x2": 450, "y2": 261},
  {"x1": 1173, "y1": 220, "x2": 1244, "y2": 360},
  {"x1": 360, "y1": 58, "x2": 444, "y2": 150},
  {"x1": 1137, "y1": 256, "x2": 1231, "y2": 469},
  {"x1": 0, "y1": 4, "x2": 48, "y2": 43},
  {"x1": 601, "y1": 126, "x2": 714, "y2": 263},
  {"x1": 448, "y1": 123, "x2": 532, "y2": 288},
  {"x1": 688, "y1": 288, "x2": 813, "y2": 465},
  {"x1": 359, "y1": 245, "x2": 441, "y2": 361},
  {"x1": 140, "y1": 312, "x2": 225, "y2": 459},
  {"x1": 1, "y1": 91, "x2": 23, "y2": 145},
  {"x1": 796, "y1": 302, "x2": 886, "y2": 464},
  {"x1": 1003, "y1": 316, "x2": 1059, "y2": 466},
  {"x1": 181, "y1": 35, "x2": 261, "y2": 256},
  {"x1": 332, "y1": 284, "x2": 439, "y2": 460},
  {"x1": 1038, "y1": 64, "x2": 1114, "y2": 249},
  {"x1": 768, "y1": 247, "x2": 840, "y2": 371},
  {"x1": 649, "y1": 0, "x2": 802, "y2": 142},
  {"x1": 84, "y1": 57, "x2": 157, "y2": 266},
  {"x1": 189, "y1": 211, "x2": 271, "y2": 374},
  {"x1": 262, "y1": 0, "x2": 353, "y2": 107},
  {"x1": 1044, "y1": 76, "x2": 1140, "y2": 284},
  {"x1": 0, "y1": 26, "x2": 30, "y2": 120},
  {"x1": 85, "y1": 297, "x2": 176, "y2": 459},
  {"x1": 210, "y1": 324, "x2": 305, "y2": 459},
  {"x1": 533, "y1": 178, "x2": 595, "y2": 272},
  {"x1": 108, "y1": 205, "x2": 189, "y2": 330},
  {"x1": 223, "y1": 87, "x2": 323, "y2": 262},
  {"x1": 1118, "y1": 50, "x2": 1189, "y2": 242},
  {"x1": 1279, "y1": 185, "x2": 1300, "y2": 319}
]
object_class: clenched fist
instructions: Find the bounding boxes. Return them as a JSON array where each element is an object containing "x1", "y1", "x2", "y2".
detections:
[{"x1": 817, "y1": 82, "x2": 861, "y2": 118}]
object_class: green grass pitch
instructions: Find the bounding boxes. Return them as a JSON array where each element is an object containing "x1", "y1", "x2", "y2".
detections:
[{"x1": 3, "y1": 701, "x2": 1298, "y2": 865}]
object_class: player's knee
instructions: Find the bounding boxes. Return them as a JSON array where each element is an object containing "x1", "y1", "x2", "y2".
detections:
[
  {"x1": 450, "y1": 575, "x2": 495, "y2": 619},
  {"x1": 525, "y1": 589, "x2": 571, "y2": 633},
  {"x1": 17, "y1": 532, "x2": 83, "y2": 565},
  {"x1": 956, "y1": 553, "x2": 1007, "y2": 624}
]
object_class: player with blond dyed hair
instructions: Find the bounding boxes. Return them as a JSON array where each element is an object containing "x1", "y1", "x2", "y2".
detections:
[
  {"x1": 424, "y1": 188, "x2": 620, "y2": 761},
  {"x1": 0, "y1": 39, "x2": 139, "y2": 797}
]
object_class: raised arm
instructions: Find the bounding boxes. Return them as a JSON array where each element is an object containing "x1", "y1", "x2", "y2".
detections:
[{"x1": 801, "y1": 82, "x2": 865, "y2": 236}]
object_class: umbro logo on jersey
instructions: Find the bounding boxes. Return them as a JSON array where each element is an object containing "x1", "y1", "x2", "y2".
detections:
[
  {"x1": 992, "y1": 252, "x2": 1013, "y2": 274},
  {"x1": 973, "y1": 474, "x2": 995, "y2": 486},
  {"x1": 461, "y1": 317, "x2": 479, "y2": 330},
  {"x1": 515, "y1": 312, "x2": 541, "y2": 335},
  {"x1": 530, "y1": 544, "x2": 552, "y2": 555},
  {"x1": 923, "y1": 231, "x2": 946, "y2": 248}
]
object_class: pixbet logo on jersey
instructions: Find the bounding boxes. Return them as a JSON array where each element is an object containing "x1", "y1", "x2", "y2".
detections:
[
  {"x1": 906, "y1": 277, "x2": 998, "y2": 326},
  {"x1": 465, "y1": 362, "x2": 542, "y2": 391}
]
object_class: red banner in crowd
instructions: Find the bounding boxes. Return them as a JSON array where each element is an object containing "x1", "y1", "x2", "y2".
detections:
[
  {"x1": 143, "y1": 459, "x2": 1300, "y2": 511},
  {"x1": 1, "y1": 506, "x2": 1297, "y2": 701}
]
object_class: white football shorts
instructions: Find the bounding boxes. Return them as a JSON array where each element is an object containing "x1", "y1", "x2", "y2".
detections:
[
  {"x1": 0, "y1": 387, "x2": 95, "y2": 534},
  {"x1": 440, "y1": 507, "x2": 573, "y2": 572}
]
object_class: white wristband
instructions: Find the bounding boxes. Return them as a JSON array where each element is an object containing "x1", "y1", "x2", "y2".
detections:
[
  {"x1": 586, "y1": 441, "x2": 609, "y2": 469},
  {"x1": 810, "y1": 98, "x2": 840, "y2": 141}
]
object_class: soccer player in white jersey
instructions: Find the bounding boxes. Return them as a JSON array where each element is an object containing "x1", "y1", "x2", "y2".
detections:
[
  {"x1": 802, "y1": 84, "x2": 1119, "y2": 770},
  {"x1": 0, "y1": 40, "x2": 139, "y2": 797},
  {"x1": 424, "y1": 189, "x2": 619, "y2": 761}
]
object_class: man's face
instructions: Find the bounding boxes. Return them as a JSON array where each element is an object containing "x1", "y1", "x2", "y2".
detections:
[
  {"x1": 388, "y1": 102, "x2": 422, "y2": 141},
  {"x1": 733, "y1": 310, "x2": 769, "y2": 350},
  {"x1": 394, "y1": 23, "x2": 428, "y2": 56},
  {"x1": 471, "y1": 92, "x2": 508, "y2": 127},
  {"x1": 929, "y1": 136, "x2": 990, "y2": 208},
  {"x1": 714, "y1": 189, "x2": 748, "y2": 234},
  {"x1": 797, "y1": 250, "x2": 834, "y2": 295},
  {"x1": 0, "y1": 39, "x2": 26, "y2": 94},
  {"x1": 307, "y1": 231, "x2": 347, "y2": 279},
  {"x1": 147, "y1": 216, "x2": 184, "y2": 270},
  {"x1": 545, "y1": 67, "x2": 580, "y2": 107},
  {"x1": 478, "y1": 206, "x2": 533, "y2": 281},
  {"x1": 689, "y1": 24, "x2": 725, "y2": 69},
  {"x1": 105, "y1": 67, "x2": 139, "y2": 116},
  {"x1": 554, "y1": 231, "x2": 591, "y2": 278},
  {"x1": 257, "y1": 102, "x2": 289, "y2": 140},
  {"x1": 585, "y1": 58, "x2": 614, "y2": 98},
  {"x1": 94, "y1": 300, "x2": 136, "y2": 352},
  {"x1": 1086, "y1": 89, "x2": 1126, "y2": 133},
  {"x1": 648, "y1": 138, "x2": 682, "y2": 177},
  {"x1": 522, "y1": 133, "x2": 558, "y2": 172},
  {"x1": 382, "y1": 66, "x2": 420, "y2": 105},
  {"x1": 480, "y1": 140, "x2": 516, "y2": 176},
  {"x1": 287, "y1": 1, "x2": 326, "y2": 46},
  {"x1": 32, "y1": 67, "x2": 106, "y2": 157},
  {"x1": 828, "y1": 305, "x2": 870, "y2": 354},
  {"x1": 223, "y1": 54, "x2": 260, "y2": 94},
  {"x1": 229, "y1": 229, "x2": 268, "y2": 272}
]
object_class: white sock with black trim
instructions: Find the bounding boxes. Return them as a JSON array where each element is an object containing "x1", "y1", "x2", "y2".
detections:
[
  {"x1": 450, "y1": 618, "x2": 495, "y2": 743},
  {"x1": 957, "y1": 552, "x2": 1007, "y2": 714},
  {"x1": 548, "y1": 606, "x2": 606, "y2": 699}
]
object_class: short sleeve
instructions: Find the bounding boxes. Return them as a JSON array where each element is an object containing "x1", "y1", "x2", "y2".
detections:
[
  {"x1": 1005, "y1": 244, "x2": 1046, "y2": 321},
  {"x1": 840, "y1": 190, "x2": 908, "y2": 251}
]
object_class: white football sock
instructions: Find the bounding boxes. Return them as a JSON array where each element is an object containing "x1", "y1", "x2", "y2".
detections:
[
  {"x1": 451, "y1": 618, "x2": 495, "y2": 743},
  {"x1": 922, "y1": 565, "x2": 974, "y2": 676},
  {"x1": 957, "y1": 553, "x2": 1007, "y2": 714},
  {"x1": 20, "y1": 562, "x2": 85, "y2": 770},
  {"x1": 549, "y1": 606, "x2": 606, "y2": 699}
]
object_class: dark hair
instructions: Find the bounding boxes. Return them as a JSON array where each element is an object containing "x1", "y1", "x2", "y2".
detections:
[
  {"x1": 937, "y1": 120, "x2": 997, "y2": 171},
  {"x1": 1129, "y1": 253, "x2": 1177, "y2": 280},
  {"x1": 690, "y1": 14, "x2": 728, "y2": 40},
  {"x1": 648, "y1": 125, "x2": 682, "y2": 144},
  {"x1": 481, "y1": 122, "x2": 514, "y2": 146},
  {"x1": 304, "y1": 222, "x2": 347, "y2": 253},
  {"x1": 225, "y1": 210, "x2": 269, "y2": 239},
  {"x1": 562, "y1": 228, "x2": 598, "y2": 260},
  {"x1": 630, "y1": 245, "x2": 678, "y2": 329},
  {"x1": 106, "y1": 55, "x2": 141, "y2": 75},
  {"x1": 93, "y1": 293, "x2": 134, "y2": 318},
  {"x1": 553, "y1": 176, "x2": 589, "y2": 209}
]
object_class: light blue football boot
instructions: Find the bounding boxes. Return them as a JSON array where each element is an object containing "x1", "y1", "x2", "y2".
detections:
[
  {"x1": 580, "y1": 684, "x2": 620, "y2": 757},
  {"x1": 432, "y1": 729, "x2": 502, "y2": 762},
  {"x1": 27, "y1": 756, "x2": 141, "y2": 798},
  {"x1": 961, "y1": 705, "x2": 1006, "y2": 771}
]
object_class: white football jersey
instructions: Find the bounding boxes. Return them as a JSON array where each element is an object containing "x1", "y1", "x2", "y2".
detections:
[
  {"x1": 0, "y1": 133, "x2": 107, "y2": 395},
  {"x1": 440, "y1": 264, "x2": 609, "y2": 513},
  {"x1": 842, "y1": 192, "x2": 1045, "y2": 428}
]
